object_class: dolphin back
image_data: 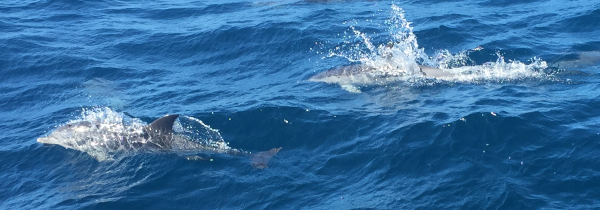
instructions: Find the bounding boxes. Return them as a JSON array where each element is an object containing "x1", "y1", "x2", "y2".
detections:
[{"x1": 419, "y1": 65, "x2": 453, "y2": 78}]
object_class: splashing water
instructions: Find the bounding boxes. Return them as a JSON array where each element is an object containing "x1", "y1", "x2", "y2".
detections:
[
  {"x1": 320, "y1": 4, "x2": 549, "y2": 85},
  {"x1": 77, "y1": 107, "x2": 146, "y2": 135},
  {"x1": 173, "y1": 116, "x2": 234, "y2": 153},
  {"x1": 440, "y1": 56, "x2": 548, "y2": 82}
]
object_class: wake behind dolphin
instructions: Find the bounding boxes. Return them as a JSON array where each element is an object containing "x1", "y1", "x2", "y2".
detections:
[{"x1": 37, "y1": 107, "x2": 280, "y2": 168}]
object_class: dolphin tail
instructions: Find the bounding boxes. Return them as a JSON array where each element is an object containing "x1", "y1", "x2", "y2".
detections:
[{"x1": 250, "y1": 147, "x2": 282, "y2": 169}]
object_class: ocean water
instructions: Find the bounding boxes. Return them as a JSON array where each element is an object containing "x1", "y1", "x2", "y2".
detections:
[{"x1": 2, "y1": 0, "x2": 600, "y2": 209}]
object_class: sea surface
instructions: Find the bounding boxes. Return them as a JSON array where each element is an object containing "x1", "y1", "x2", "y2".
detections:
[{"x1": 2, "y1": 0, "x2": 600, "y2": 209}]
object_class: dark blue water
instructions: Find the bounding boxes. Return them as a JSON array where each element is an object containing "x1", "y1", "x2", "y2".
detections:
[{"x1": 2, "y1": 0, "x2": 600, "y2": 209}]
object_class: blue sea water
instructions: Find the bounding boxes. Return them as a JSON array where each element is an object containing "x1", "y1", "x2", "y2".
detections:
[{"x1": 2, "y1": 0, "x2": 600, "y2": 209}]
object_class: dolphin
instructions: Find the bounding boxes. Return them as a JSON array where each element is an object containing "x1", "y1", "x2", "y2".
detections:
[
  {"x1": 308, "y1": 64, "x2": 453, "y2": 93},
  {"x1": 38, "y1": 114, "x2": 280, "y2": 168},
  {"x1": 551, "y1": 51, "x2": 600, "y2": 70}
]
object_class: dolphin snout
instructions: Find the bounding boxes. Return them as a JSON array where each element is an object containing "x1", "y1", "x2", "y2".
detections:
[{"x1": 37, "y1": 137, "x2": 58, "y2": 145}]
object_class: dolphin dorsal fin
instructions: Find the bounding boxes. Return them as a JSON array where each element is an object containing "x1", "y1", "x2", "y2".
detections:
[{"x1": 146, "y1": 114, "x2": 179, "y2": 134}]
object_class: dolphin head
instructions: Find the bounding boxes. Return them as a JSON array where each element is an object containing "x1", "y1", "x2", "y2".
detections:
[
  {"x1": 36, "y1": 136, "x2": 60, "y2": 145},
  {"x1": 37, "y1": 121, "x2": 95, "y2": 147}
]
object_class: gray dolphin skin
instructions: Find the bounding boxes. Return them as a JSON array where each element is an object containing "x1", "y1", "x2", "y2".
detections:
[
  {"x1": 308, "y1": 64, "x2": 453, "y2": 93},
  {"x1": 419, "y1": 65, "x2": 454, "y2": 78},
  {"x1": 38, "y1": 114, "x2": 280, "y2": 168},
  {"x1": 552, "y1": 51, "x2": 600, "y2": 70}
]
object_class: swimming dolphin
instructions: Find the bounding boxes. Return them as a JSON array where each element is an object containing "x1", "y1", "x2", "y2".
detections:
[
  {"x1": 37, "y1": 114, "x2": 280, "y2": 168},
  {"x1": 308, "y1": 64, "x2": 453, "y2": 93},
  {"x1": 551, "y1": 51, "x2": 600, "y2": 70}
]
